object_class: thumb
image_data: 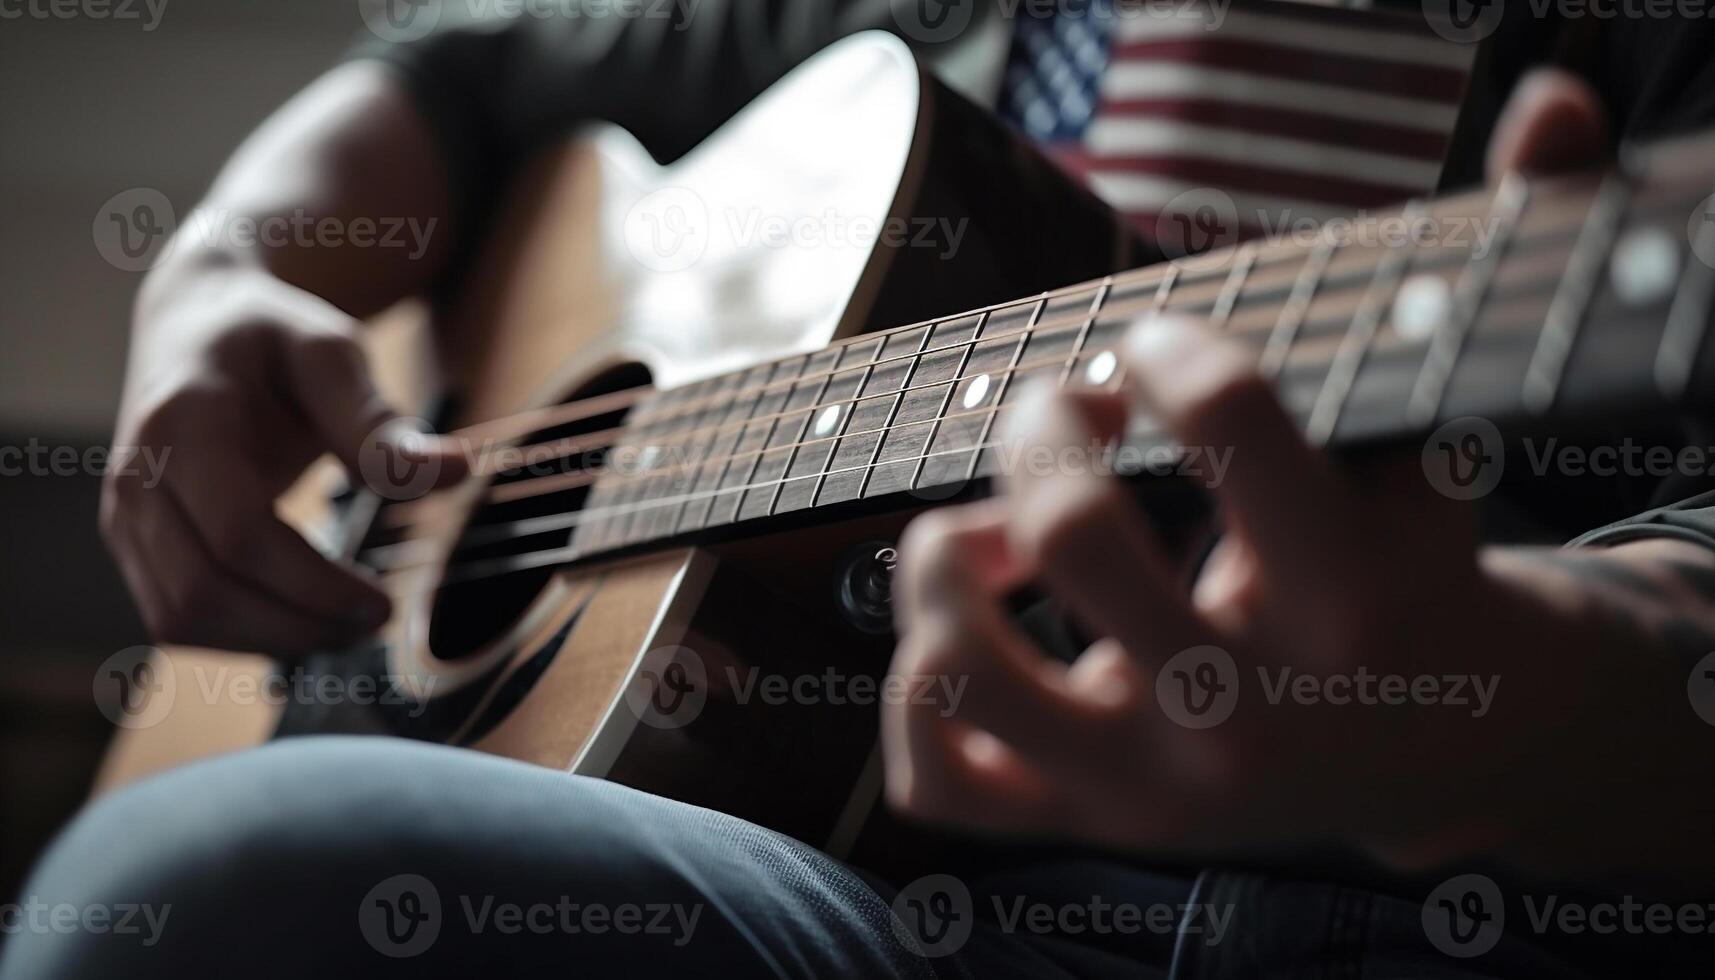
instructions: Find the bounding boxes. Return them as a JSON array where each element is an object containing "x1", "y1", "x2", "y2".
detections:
[
  {"x1": 1486, "y1": 68, "x2": 1610, "y2": 182},
  {"x1": 283, "y1": 327, "x2": 468, "y2": 501}
]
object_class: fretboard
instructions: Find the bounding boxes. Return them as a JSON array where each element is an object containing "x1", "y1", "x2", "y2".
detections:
[{"x1": 567, "y1": 131, "x2": 1715, "y2": 560}]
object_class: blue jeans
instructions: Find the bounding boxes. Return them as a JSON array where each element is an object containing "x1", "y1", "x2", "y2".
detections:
[{"x1": 0, "y1": 737, "x2": 1608, "y2": 978}]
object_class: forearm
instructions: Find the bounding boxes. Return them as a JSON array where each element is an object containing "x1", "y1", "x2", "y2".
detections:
[{"x1": 141, "y1": 61, "x2": 453, "y2": 324}]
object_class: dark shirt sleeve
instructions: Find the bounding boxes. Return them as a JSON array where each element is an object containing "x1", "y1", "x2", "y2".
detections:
[
  {"x1": 348, "y1": 1, "x2": 911, "y2": 247},
  {"x1": 1571, "y1": 491, "x2": 1715, "y2": 552}
]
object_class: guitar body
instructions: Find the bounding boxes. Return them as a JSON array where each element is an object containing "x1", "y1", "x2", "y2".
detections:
[{"x1": 96, "y1": 33, "x2": 1136, "y2": 855}]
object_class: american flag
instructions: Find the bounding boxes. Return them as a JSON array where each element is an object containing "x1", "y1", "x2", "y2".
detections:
[{"x1": 997, "y1": 0, "x2": 1476, "y2": 255}]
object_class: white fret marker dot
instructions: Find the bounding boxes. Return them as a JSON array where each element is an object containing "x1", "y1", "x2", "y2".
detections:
[
  {"x1": 1391, "y1": 275, "x2": 1451, "y2": 342},
  {"x1": 1085, "y1": 350, "x2": 1117, "y2": 386},
  {"x1": 962, "y1": 374, "x2": 991, "y2": 409},
  {"x1": 813, "y1": 404, "x2": 842, "y2": 437},
  {"x1": 1610, "y1": 227, "x2": 1679, "y2": 307}
]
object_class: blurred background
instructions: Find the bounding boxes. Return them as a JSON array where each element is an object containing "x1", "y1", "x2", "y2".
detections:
[{"x1": 0, "y1": 0, "x2": 364, "y2": 900}]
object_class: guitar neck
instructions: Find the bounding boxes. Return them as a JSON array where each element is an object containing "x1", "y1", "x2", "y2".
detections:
[{"x1": 569, "y1": 130, "x2": 1715, "y2": 558}]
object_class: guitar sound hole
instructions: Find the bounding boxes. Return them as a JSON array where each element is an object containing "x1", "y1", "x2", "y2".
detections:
[{"x1": 426, "y1": 364, "x2": 651, "y2": 661}]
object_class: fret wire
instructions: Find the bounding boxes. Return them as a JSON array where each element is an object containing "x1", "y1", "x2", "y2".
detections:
[
  {"x1": 1258, "y1": 234, "x2": 1339, "y2": 379},
  {"x1": 762, "y1": 352, "x2": 839, "y2": 517},
  {"x1": 1211, "y1": 243, "x2": 1258, "y2": 330},
  {"x1": 1057, "y1": 278, "x2": 1111, "y2": 386},
  {"x1": 960, "y1": 297, "x2": 1047, "y2": 484},
  {"x1": 641, "y1": 282, "x2": 1145, "y2": 432},
  {"x1": 1522, "y1": 174, "x2": 1629, "y2": 414},
  {"x1": 611, "y1": 337, "x2": 1153, "y2": 498},
  {"x1": 1107, "y1": 266, "x2": 1179, "y2": 392},
  {"x1": 905, "y1": 312, "x2": 986, "y2": 494},
  {"x1": 435, "y1": 423, "x2": 1185, "y2": 585},
  {"x1": 1306, "y1": 203, "x2": 1424, "y2": 445},
  {"x1": 1657, "y1": 185, "x2": 1715, "y2": 398},
  {"x1": 438, "y1": 186, "x2": 1507, "y2": 455},
  {"x1": 616, "y1": 242, "x2": 1349, "y2": 437},
  {"x1": 600, "y1": 230, "x2": 1500, "y2": 441},
  {"x1": 410, "y1": 182, "x2": 1639, "y2": 574},
  {"x1": 805, "y1": 342, "x2": 885, "y2": 508},
  {"x1": 1407, "y1": 172, "x2": 1530, "y2": 426},
  {"x1": 444, "y1": 343, "x2": 1151, "y2": 554},
  {"x1": 710, "y1": 360, "x2": 801, "y2": 529},
  {"x1": 854, "y1": 315, "x2": 948, "y2": 500},
  {"x1": 501, "y1": 233, "x2": 1582, "y2": 518},
  {"x1": 655, "y1": 380, "x2": 729, "y2": 535}
]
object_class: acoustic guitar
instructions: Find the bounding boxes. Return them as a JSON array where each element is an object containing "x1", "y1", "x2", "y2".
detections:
[{"x1": 95, "y1": 32, "x2": 1715, "y2": 866}]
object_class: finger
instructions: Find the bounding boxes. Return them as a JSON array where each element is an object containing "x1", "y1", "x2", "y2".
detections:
[
  {"x1": 1486, "y1": 67, "x2": 1609, "y2": 181},
  {"x1": 886, "y1": 504, "x2": 1082, "y2": 829},
  {"x1": 894, "y1": 503, "x2": 1093, "y2": 744},
  {"x1": 996, "y1": 383, "x2": 1208, "y2": 661},
  {"x1": 884, "y1": 698, "x2": 1060, "y2": 835},
  {"x1": 279, "y1": 322, "x2": 466, "y2": 498},
  {"x1": 123, "y1": 480, "x2": 376, "y2": 655},
  {"x1": 163, "y1": 420, "x2": 393, "y2": 629},
  {"x1": 1121, "y1": 315, "x2": 1366, "y2": 590}
]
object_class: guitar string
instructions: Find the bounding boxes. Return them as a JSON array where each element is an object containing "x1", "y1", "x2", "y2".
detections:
[
  {"x1": 378, "y1": 279, "x2": 1595, "y2": 587},
  {"x1": 426, "y1": 175, "x2": 1629, "y2": 453},
  {"x1": 411, "y1": 172, "x2": 1630, "y2": 460},
  {"x1": 373, "y1": 244, "x2": 1606, "y2": 580},
  {"x1": 365, "y1": 172, "x2": 1693, "y2": 579},
  {"x1": 394, "y1": 197, "x2": 1610, "y2": 531},
  {"x1": 376, "y1": 239, "x2": 1576, "y2": 538}
]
